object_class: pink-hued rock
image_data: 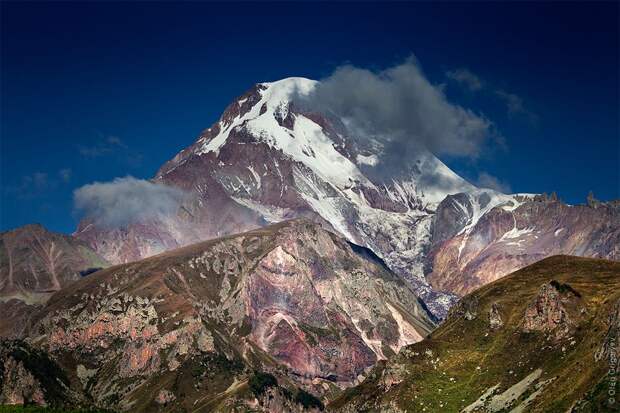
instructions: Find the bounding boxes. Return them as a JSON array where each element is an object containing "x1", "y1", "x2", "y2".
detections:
[
  {"x1": 24, "y1": 219, "x2": 434, "y2": 411},
  {"x1": 428, "y1": 194, "x2": 620, "y2": 296},
  {"x1": 154, "y1": 389, "x2": 176, "y2": 405},
  {"x1": 522, "y1": 281, "x2": 578, "y2": 339},
  {"x1": 0, "y1": 224, "x2": 108, "y2": 338}
]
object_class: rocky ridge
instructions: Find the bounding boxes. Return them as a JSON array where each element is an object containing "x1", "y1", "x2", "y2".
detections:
[
  {"x1": 428, "y1": 193, "x2": 620, "y2": 296},
  {"x1": 14, "y1": 219, "x2": 434, "y2": 412}
]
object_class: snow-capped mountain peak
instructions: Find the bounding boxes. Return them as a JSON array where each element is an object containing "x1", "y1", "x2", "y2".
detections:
[{"x1": 77, "y1": 78, "x2": 620, "y2": 320}]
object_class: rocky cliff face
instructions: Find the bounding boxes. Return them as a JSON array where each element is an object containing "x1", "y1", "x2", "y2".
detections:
[
  {"x1": 20, "y1": 219, "x2": 434, "y2": 412},
  {"x1": 331, "y1": 256, "x2": 620, "y2": 412},
  {"x1": 428, "y1": 193, "x2": 620, "y2": 296},
  {"x1": 0, "y1": 224, "x2": 109, "y2": 338}
]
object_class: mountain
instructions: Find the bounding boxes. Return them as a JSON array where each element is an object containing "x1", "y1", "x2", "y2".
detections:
[
  {"x1": 71, "y1": 77, "x2": 485, "y2": 318},
  {"x1": 74, "y1": 78, "x2": 620, "y2": 318},
  {"x1": 427, "y1": 192, "x2": 620, "y2": 295},
  {"x1": 330, "y1": 255, "x2": 620, "y2": 412},
  {"x1": 0, "y1": 224, "x2": 109, "y2": 338},
  {"x1": 12, "y1": 219, "x2": 434, "y2": 411}
]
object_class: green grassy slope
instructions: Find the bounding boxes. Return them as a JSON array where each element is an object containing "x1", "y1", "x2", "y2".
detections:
[{"x1": 331, "y1": 256, "x2": 620, "y2": 412}]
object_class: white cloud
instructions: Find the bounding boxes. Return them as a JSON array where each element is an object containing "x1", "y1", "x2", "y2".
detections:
[
  {"x1": 297, "y1": 56, "x2": 494, "y2": 178},
  {"x1": 73, "y1": 176, "x2": 188, "y2": 227}
]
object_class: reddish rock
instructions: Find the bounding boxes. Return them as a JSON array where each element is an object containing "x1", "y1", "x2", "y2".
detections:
[
  {"x1": 23, "y1": 220, "x2": 434, "y2": 411},
  {"x1": 522, "y1": 281, "x2": 578, "y2": 339}
]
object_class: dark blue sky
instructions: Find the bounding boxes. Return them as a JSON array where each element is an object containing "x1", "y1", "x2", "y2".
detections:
[{"x1": 1, "y1": 2, "x2": 618, "y2": 233}]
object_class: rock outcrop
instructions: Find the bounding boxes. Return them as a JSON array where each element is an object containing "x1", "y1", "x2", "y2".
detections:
[
  {"x1": 0, "y1": 339, "x2": 78, "y2": 408},
  {"x1": 595, "y1": 298, "x2": 620, "y2": 363},
  {"x1": 449, "y1": 295, "x2": 479, "y2": 321},
  {"x1": 522, "y1": 281, "x2": 579, "y2": 339},
  {"x1": 0, "y1": 356, "x2": 46, "y2": 406},
  {"x1": 489, "y1": 302, "x2": 503, "y2": 329}
]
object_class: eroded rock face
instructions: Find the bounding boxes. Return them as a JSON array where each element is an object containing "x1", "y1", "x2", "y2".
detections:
[
  {"x1": 428, "y1": 194, "x2": 620, "y2": 296},
  {"x1": 489, "y1": 302, "x2": 503, "y2": 330},
  {"x1": 0, "y1": 224, "x2": 108, "y2": 299},
  {"x1": 522, "y1": 282, "x2": 578, "y2": 339},
  {"x1": 0, "y1": 339, "x2": 76, "y2": 408},
  {"x1": 24, "y1": 219, "x2": 434, "y2": 411}
]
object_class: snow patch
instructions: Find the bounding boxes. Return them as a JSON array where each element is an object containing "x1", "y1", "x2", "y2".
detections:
[{"x1": 356, "y1": 153, "x2": 379, "y2": 166}]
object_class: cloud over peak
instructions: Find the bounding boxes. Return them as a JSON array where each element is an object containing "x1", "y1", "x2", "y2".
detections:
[
  {"x1": 73, "y1": 176, "x2": 188, "y2": 227},
  {"x1": 297, "y1": 57, "x2": 495, "y2": 178}
]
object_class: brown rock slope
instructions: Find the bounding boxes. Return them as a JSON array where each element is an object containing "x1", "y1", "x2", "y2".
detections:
[
  {"x1": 331, "y1": 256, "x2": 620, "y2": 412},
  {"x1": 0, "y1": 224, "x2": 109, "y2": 338},
  {"x1": 17, "y1": 219, "x2": 434, "y2": 412}
]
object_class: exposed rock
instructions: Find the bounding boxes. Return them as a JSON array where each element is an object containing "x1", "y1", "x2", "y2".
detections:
[
  {"x1": 378, "y1": 364, "x2": 406, "y2": 391},
  {"x1": 0, "y1": 339, "x2": 77, "y2": 408},
  {"x1": 0, "y1": 224, "x2": 108, "y2": 338},
  {"x1": 428, "y1": 195, "x2": 620, "y2": 297},
  {"x1": 154, "y1": 389, "x2": 176, "y2": 405},
  {"x1": 522, "y1": 281, "x2": 577, "y2": 339},
  {"x1": 489, "y1": 302, "x2": 503, "y2": 329},
  {"x1": 22, "y1": 219, "x2": 434, "y2": 411},
  {"x1": 0, "y1": 224, "x2": 109, "y2": 300},
  {"x1": 450, "y1": 295, "x2": 479, "y2": 320},
  {"x1": 0, "y1": 356, "x2": 46, "y2": 406},
  {"x1": 76, "y1": 364, "x2": 97, "y2": 389}
]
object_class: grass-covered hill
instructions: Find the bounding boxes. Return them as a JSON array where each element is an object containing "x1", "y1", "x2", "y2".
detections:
[{"x1": 330, "y1": 256, "x2": 620, "y2": 412}]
